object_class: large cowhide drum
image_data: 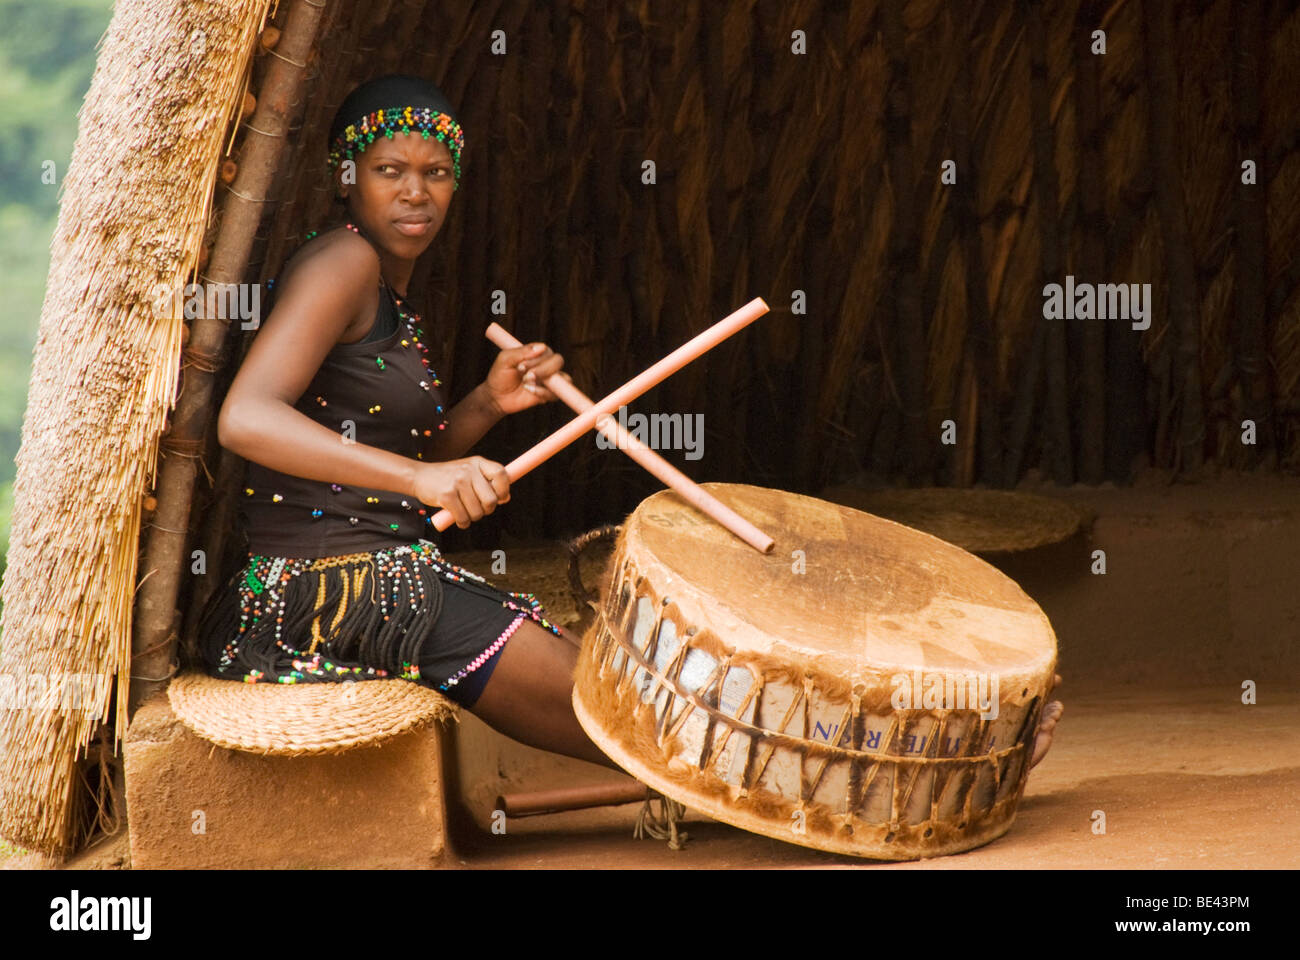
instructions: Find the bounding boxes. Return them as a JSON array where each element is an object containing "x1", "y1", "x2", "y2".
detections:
[{"x1": 572, "y1": 483, "x2": 1058, "y2": 860}]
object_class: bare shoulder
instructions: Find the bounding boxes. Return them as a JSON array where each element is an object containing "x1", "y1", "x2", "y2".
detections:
[
  {"x1": 260, "y1": 228, "x2": 382, "y2": 343},
  {"x1": 227, "y1": 227, "x2": 381, "y2": 408},
  {"x1": 277, "y1": 227, "x2": 381, "y2": 304}
]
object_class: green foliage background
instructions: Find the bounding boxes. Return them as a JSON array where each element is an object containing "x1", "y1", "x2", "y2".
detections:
[{"x1": 0, "y1": 0, "x2": 116, "y2": 612}]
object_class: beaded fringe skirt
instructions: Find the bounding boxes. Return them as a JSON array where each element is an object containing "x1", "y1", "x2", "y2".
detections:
[{"x1": 196, "y1": 539, "x2": 563, "y2": 697}]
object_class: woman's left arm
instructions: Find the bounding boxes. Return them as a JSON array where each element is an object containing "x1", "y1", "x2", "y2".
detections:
[{"x1": 427, "y1": 342, "x2": 567, "y2": 461}]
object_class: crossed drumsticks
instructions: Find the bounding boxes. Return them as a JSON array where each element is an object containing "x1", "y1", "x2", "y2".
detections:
[{"x1": 431, "y1": 298, "x2": 775, "y2": 554}]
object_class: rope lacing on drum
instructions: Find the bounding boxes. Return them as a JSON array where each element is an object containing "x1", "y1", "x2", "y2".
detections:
[{"x1": 633, "y1": 790, "x2": 689, "y2": 850}]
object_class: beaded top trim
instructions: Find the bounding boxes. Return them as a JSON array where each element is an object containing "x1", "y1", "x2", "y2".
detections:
[{"x1": 327, "y1": 105, "x2": 465, "y2": 191}]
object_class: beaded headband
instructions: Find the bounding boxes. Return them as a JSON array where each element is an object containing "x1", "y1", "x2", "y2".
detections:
[{"x1": 327, "y1": 105, "x2": 465, "y2": 191}]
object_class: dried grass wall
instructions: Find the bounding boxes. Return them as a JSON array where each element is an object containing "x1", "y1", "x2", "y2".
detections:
[{"x1": 196, "y1": 0, "x2": 1300, "y2": 558}]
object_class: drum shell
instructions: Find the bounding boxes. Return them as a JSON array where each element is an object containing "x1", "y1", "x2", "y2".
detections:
[{"x1": 572, "y1": 519, "x2": 1056, "y2": 861}]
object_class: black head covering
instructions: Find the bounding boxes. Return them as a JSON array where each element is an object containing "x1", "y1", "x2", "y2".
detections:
[
  {"x1": 328, "y1": 74, "x2": 459, "y2": 147},
  {"x1": 326, "y1": 73, "x2": 464, "y2": 183}
]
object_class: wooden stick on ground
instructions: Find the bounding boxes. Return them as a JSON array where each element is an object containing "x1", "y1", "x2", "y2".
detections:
[{"x1": 496, "y1": 782, "x2": 650, "y2": 818}]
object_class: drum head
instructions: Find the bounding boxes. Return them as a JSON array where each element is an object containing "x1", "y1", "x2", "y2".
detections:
[{"x1": 630, "y1": 483, "x2": 1056, "y2": 678}]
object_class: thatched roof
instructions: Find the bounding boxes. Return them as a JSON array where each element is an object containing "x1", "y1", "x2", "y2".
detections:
[{"x1": 0, "y1": 0, "x2": 274, "y2": 856}]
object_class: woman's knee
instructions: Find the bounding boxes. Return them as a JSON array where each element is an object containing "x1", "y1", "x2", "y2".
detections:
[
  {"x1": 470, "y1": 619, "x2": 576, "y2": 715},
  {"x1": 462, "y1": 619, "x2": 623, "y2": 770},
  {"x1": 504, "y1": 619, "x2": 578, "y2": 682}
]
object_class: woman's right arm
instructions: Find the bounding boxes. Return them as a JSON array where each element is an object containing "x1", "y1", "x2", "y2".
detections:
[{"x1": 216, "y1": 234, "x2": 511, "y2": 529}]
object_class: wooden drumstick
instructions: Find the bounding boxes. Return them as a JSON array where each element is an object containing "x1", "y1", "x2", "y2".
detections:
[
  {"x1": 485, "y1": 322, "x2": 775, "y2": 554},
  {"x1": 431, "y1": 297, "x2": 770, "y2": 532}
]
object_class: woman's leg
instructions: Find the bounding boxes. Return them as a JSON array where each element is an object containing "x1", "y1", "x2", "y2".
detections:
[
  {"x1": 474, "y1": 622, "x2": 1064, "y2": 779},
  {"x1": 466, "y1": 617, "x2": 626, "y2": 773},
  {"x1": 556, "y1": 624, "x2": 584, "y2": 649}
]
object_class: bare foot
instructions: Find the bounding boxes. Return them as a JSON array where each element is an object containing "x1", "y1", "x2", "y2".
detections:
[{"x1": 1028, "y1": 674, "x2": 1064, "y2": 770}]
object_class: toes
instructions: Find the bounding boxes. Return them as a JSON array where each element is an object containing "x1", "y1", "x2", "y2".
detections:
[
  {"x1": 1028, "y1": 701, "x2": 1065, "y2": 770},
  {"x1": 1029, "y1": 729, "x2": 1053, "y2": 769}
]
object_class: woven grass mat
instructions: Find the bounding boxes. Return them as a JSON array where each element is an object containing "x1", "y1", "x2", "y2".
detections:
[
  {"x1": 818, "y1": 486, "x2": 1094, "y2": 554},
  {"x1": 167, "y1": 670, "x2": 458, "y2": 757}
]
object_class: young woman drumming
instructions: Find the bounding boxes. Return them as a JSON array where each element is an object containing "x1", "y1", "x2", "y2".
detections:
[
  {"x1": 197, "y1": 74, "x2": 623, "y2": 773},
  {"x1": 198, "y1": 72, "x2": 1065, "y2": 778}
]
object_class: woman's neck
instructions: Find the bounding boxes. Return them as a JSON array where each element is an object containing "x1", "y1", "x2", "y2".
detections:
[
  {"x1": 346, "y1": 218, "x2": 413, "y2": 298},
  {"x1": 378, "y1": 258, "x2": 412, "y2": 300}
]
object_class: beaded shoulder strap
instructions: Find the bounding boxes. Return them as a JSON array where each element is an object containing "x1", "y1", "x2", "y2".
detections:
[{"x1": 301, "y1": 221, "x2": 367, "y2": 249}]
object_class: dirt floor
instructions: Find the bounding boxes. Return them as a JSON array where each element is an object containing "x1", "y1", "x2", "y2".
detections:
[
  {"x1": 3, "y1": 466, "x2": 1298, "y2": 869},
  {"x1": 445, "y1": 687, "x2": 1300, "y2": 869}
]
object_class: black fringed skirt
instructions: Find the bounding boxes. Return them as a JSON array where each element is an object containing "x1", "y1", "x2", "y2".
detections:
[{"x1": 195, "y1": 539, "x2": 564, "y2": 707}]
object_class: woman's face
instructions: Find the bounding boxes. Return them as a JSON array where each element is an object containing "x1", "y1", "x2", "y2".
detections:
[{"x1": 337, "y1": 132, "x2": 456, "y2": 259}]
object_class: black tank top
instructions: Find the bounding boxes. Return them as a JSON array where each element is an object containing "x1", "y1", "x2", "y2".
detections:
[
  {"x1": 237, "y1": 223, "x2": 451, "y2": 558},
  {"x1": 357, "y1": 278, "x2": 399, "y2": 343}
]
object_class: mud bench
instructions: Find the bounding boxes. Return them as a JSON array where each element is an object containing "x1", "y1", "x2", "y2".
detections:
[{"x1": 123, "y1": 671, "x2": 459, "y2": 869}]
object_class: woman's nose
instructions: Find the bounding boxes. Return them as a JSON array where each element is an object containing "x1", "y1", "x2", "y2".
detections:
[{"x1": 400, "y1": 175, "x2": 430, "y2": 201}]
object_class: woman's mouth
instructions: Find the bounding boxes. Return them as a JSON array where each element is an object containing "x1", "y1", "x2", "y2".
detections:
[{"x1": 393, "y1": 216, "x2": 433, "y2": 237}]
